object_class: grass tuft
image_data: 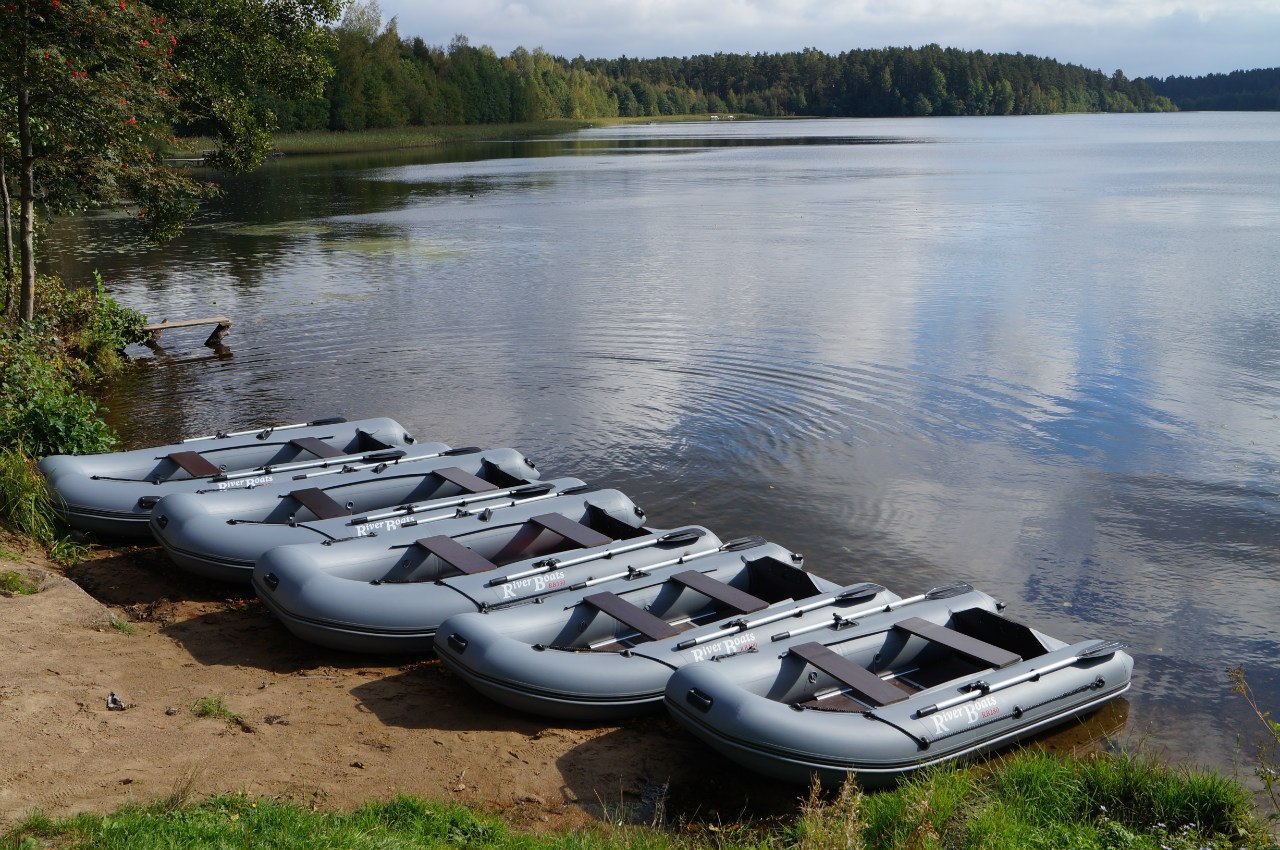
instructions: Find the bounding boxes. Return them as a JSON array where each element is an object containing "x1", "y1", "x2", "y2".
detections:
[
  {"x1": 788, "y1": 775, "x2": 866, "y2": 850},
  {"x1": 0, "y1": 569, "x2": 38, "y2": 596}
]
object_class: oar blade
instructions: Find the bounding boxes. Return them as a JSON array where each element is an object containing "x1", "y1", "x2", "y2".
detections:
[{"x1": 721, "y1": 535, "x2": 768, "y2": 552}]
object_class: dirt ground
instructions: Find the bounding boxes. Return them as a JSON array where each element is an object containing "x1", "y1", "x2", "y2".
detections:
[{"x1": 0, "y1": 533, "x2": 1128, "y2": 832}]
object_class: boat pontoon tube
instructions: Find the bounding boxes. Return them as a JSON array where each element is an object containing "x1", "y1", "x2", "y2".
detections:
[
  {"x1": 435, "y1": 542, "x2": 908, "y2": 720},
  {"x1": 252, "y1": 485, "x2": 655, "y2": 651},
  {"x1": 150, "y1": 447, "x2": 538, "y2": 581},
  {"x1": 38, "y1": 416, "x2": 421, "y2": 537},
  {"x1": 664, "y1": 591, "x2": 1132, "y2": 786}
]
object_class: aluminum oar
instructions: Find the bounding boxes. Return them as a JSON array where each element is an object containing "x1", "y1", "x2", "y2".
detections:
[
  {"x1": 292, "y1": 447, "x2": 482, "y2": 480},
  {"x1": 180, "y1": 416, "x2": 347, "y2": 443},
  {"x1": 768, "y1": 580, "x2": 974, "y2": 642},
  {"x1": 487, "y1": 527, "x2": 708, "y2": 587},
  {"x1": 674, "y1": 579, "x2": 892, "y2": 652},
  {"x1": 350, "y1": 480, "x2": 565, "y2": 526},
  {"x1": 915, "y1": 640, "x2": 1126, "y2": 718}
]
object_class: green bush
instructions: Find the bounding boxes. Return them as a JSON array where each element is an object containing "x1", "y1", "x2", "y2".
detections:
[{"x1": 0, "y1": 273, "x2": 145, "y2": 555}]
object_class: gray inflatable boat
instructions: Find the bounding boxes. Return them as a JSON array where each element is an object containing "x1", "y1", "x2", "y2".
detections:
[
  {"x1": 149, "y1": 447, "x2": 539, "y2": 582},
  {"x1": 665, "y1": 588, "x2": 1132, "y2": 786},
  {"x1": 435, "y1": 541, "x2": 906, "y2": 720},
  {"x1": 38, "y1": 416, "x2": 420, "y2": 537},
  {"x1": 252, "y1": 484, "x2": 657, "y2": 652}
]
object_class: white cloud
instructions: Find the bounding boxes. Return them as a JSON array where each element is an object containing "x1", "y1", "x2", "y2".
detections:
[{"x1": 378, "y1": 0, "x2": 1279, "y2": 77}]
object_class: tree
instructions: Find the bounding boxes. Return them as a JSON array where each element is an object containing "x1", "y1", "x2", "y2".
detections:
[{"x1": 0, "y1": 0, "x2": 342, "y2": 323}]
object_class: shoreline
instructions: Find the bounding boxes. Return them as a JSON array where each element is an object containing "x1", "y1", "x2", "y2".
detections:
[{"x1": 170, "y1": 115, "x2": 744, "y2": 159}]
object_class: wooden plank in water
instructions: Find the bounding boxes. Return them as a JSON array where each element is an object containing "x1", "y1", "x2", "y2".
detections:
[{"x1": 143, "y1": 316, "x2": 233, "y2": 349}]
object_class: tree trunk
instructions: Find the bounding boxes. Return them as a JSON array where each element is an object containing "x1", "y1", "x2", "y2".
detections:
[
  {"x1": 1, "y1": 155, "x2": 12, "y2": 277},
  {"x1": 18, "y1": 82, "x2": 36, "y2": 323}
]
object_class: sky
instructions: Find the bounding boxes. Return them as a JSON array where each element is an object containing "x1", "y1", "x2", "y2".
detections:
[{"x1": 373, "y1": 0, "x2": 1278, "y2": 79}]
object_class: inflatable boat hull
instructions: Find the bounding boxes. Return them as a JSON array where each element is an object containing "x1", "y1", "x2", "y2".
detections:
[
  {"x1": 435, "y1": 544, "x2": 905, "y2": 720},
  {"x1": 149, "y1": 447, "x2": 538, "y2": 582},
  {"x1": 664, "y1": 597, "x2": 1133, "y2": 786},
  {"x1": 38, "y1": 417, "x2": 419, "y2": 537},
  {"x1": 252, "y1": 486, "x2": 653, "y2": 652}
]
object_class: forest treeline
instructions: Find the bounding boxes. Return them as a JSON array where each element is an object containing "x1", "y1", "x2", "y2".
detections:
[
  {"x1": 1144, "y1": 68, "x2": 1280, "y2": 111},
  {"x1": 259, "y1": 2, "x2": 1177, "y2": 132}
]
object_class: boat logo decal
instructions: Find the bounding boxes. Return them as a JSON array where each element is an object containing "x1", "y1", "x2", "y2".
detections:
[
  {"x1": 355, "y1": 517, "x2": 412, "y2": 537},
  {"x1": 500, "y1": 570, "x2": 568, "y2": 599},
  {"x1": 688, "y1": 632, "x2": 758, "y2": 662},
  {"x1": 929, "y1": 695, "x2": 1000, "y2": 734},
  {"x1": 215, "y1": 475, "x2": 274, "y2": 491}
]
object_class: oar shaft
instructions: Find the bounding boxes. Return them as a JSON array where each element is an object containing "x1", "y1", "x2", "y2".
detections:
[
  {"x1": 492, "y1": 528, "x2": 706, "y2": 585},
  {"x1": 293, "y1": 449, "x2": 462, "y2": 481},
  {"x1": 917, "y1": 648, "x2": 1098, "y2": 717},
  {"x1": 181, "y1": 419, "x2": 330, "y2": 443},
  {"x1": 679, "y1": 585, "x2": 884, "y2": 651},
  {"x1": 769, "y1": 590, "x2": 931, "y2": 642},
  {"x1": 572, "y1": 547, "x2": 721, "y2": 590},
  {"x1": 352, "y1": 482, "x2": 550, "y2": 525},
  {"x1": 217, "y1": 450, "x2": 396, "y2": 481}
]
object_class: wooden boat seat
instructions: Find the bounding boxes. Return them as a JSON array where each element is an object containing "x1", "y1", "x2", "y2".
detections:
[
  {"x1": 167, "y1": 451, "x2": 221, "y2": 478},
  {"x1": 670, "y1": 570, "x2": 769, "y2": 614},
  {"x1": 894, "y1": 617, "x2": 1021, "y2": 669},
  {"x1": 583, "y1": 592, "x2": 681, "y2": 641},
  {"x1": 530, "y1": 513, "x2": 612, "y2": 549},
  {"x1": 288, "y1": 436, "x2": 345, "y2": 459},
  {"x1": 432, "y1": 466, "x2": 499, "y2": 494},
  {"x1": 789, "y1": 642, "x2": 907, "y2": 708},
  {"x1": 412, "y1": 535, "x2": 498, "y2": 575},
  {"x1": 288, "y1": 487, "x2": 348, "y2": 520}
]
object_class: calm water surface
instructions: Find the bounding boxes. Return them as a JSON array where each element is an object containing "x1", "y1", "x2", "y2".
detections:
[{"x1": 46, "y1": 113, "x2": 1280, "y2": 774}]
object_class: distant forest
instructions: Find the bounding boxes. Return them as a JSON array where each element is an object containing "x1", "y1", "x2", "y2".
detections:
[
  {"x1": 262, "y1": 2, "x2": 1187, "y2": 133},
  {"x1": 1144, "y1": 68, "x2": 1280, "y2": 111}
]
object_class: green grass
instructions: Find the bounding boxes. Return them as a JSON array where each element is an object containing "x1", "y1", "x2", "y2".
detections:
[
  {"x1": 107, "y1": 616, "x2": 136, "y2": 636},
  {"x1": 0, "y1": 750, "x2": 1270, "y2": 850},
  {"x1": 0, "y1": 568, "x2": 38, "y2": 596},
  {"x1": 192, "y1": 696, "x2": 240, "y2": 723}
]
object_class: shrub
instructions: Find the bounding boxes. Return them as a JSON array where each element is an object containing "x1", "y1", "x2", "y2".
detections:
[{"x1": 0, "y1": 273, "x2": 145, "y2": 555}]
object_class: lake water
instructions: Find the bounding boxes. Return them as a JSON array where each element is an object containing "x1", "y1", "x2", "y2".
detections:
[{"x1": 45, "y1": 113, "x2": 1280, "y2": 776}]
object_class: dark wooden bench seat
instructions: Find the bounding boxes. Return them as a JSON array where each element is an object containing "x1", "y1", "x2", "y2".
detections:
[
  {"x1": 432, "y1": 466, "x2": 500, "y2": 494},
  {"x1": 167, "y1": 451, "x2": 222, "y2": 478},
  {"x1": 789, "y1": 641, "x2": 908, "y2": 708},
  {"x1": 894, "y1": 616, "x2": 1021, "y2": 669},
  {"x1": 412, "y1": 535, "x2": 498, "y2": 575},
  {"x1": 288, "y1": 487, "x2": 348, "y2": 520},
  {"x1": 670, "y1": 569, "x2": 769, "y2": 614},
  {"x1": 582, "y1": 591, "x2": 681, "y2": 641},
  {"x1": 288, "y1": 436, "x2": 345, "y2": 459},
  {"x1": 530, "y1": 512, "x2": 612, "y2": 549}
]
